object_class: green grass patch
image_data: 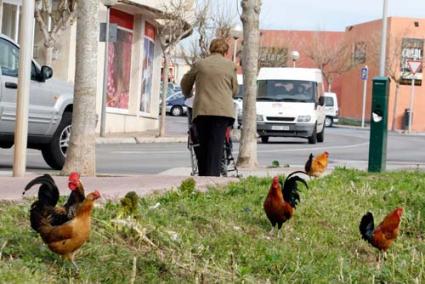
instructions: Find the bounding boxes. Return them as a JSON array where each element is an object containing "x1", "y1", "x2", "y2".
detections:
[
  {"x1": 1, "y1": 168, "x2": 425, "y2": 282},
  {"x1": 338, "y1": 117, "x2": 365, "y2": 127}
]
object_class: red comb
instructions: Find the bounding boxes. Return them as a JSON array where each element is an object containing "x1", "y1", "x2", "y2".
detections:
[{"x1": 69, "y1": 171, "x2": 80, "y2": 179}]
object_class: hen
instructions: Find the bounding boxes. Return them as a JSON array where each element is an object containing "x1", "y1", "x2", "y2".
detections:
[
  {"x1": 263, "y1": 171, "x2": 308, "y2": 238},
  {"x1": 359, "y1": 207, "x2": 404, "y2": 267},
  {"x1": 32, "y1": 191, "x2": 101, "y2": 269},
  {"x1": 23, "y1": 172, "x2": 85, "y2": 231},
  {"x1": 304, "y1": 151, "x2": 329, "y2": 177}
]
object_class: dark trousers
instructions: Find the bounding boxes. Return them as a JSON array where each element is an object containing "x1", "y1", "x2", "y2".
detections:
[{"x1": 194, "y1": 115, "x2": 233, "y2": 176}]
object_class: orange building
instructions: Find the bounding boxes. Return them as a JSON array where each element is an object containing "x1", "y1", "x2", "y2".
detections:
[
  {"x1": 341, "y1": 17, "x2": 425, "y2": 131},
  {"x1": 231, "y1": 16, "x2": 425, "y2": 132}
]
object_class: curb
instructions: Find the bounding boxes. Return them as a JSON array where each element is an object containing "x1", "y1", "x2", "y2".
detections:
[
  {"x1": 135, "y1": 136, "x2": 187, "y2": 143},
  {"x1": 96, "y1": 136, "x2": 187, "y2": 144}
]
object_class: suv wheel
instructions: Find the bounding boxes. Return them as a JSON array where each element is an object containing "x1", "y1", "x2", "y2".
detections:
[
  {"x1": 171, "y1": 106, "x2": 183, "y2": 116},
  {"x1": 42, "y1": 112, "x2": 72, "y2": 170},
  {"x1": 308, "y1": 125, "x2": 317, "y2": 144},
  {"x1": 325, "y1": 116, "x2": 333, "y2": 127}
]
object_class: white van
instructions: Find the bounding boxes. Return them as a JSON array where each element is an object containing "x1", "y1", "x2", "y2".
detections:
[
  {"x1": 323, "y1": 92, "x2": 339, "y2": 127},
  {"x1": 256, "y1": 67, "x2": 326, "y2": 144}
]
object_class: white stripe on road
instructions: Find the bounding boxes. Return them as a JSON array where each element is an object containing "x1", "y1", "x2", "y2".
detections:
[{"x1": 257, "y1": 142, "x2": 369, "y2": 153}]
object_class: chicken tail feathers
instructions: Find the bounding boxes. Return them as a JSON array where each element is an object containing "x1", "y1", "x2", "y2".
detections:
[
  {"x1": 282, "y1": 172, "x2": 308, "y2": 208},
  {"x1": 29, "y1": 201, "x2": 52, "y2": 232},
  {"x1": 23, "y1": 174, "x2": 59, "y2": 207},
  {"x1": 359, "y1": 212, "x2": 375, "y2": 243},
  {"x1": 304, "y1": 153, "x2": 313, "y2": 173}
]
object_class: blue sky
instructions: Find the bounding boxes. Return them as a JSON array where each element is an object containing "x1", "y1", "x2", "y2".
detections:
[{"x1": 218, "y1": 0, "x2": 425, "y2": 31}]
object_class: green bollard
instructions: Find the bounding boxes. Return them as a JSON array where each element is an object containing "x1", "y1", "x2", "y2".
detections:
[{"x1": 368, "y1": 77, "x2": 390, "y2": 172}]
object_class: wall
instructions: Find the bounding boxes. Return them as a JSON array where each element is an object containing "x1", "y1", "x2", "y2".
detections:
[{"x1": 340, "y1": 17, "x2": 425, "y2": 131}]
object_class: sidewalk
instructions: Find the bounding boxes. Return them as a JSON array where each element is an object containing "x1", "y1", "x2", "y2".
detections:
[
  {"x1": 95, "y1": 130, "x2": 187, "y2": 144},
  {"x1": 1, "y1": 167, "x2": 313, "y2": 201}
]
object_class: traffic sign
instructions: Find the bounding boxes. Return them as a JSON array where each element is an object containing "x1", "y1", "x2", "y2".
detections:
[
  {"x1": 407, "y1": 60, "x2": 422, "y2": 75},
  {"x1": 361, "y1": 66, "x2": 368, "y2": 80}
]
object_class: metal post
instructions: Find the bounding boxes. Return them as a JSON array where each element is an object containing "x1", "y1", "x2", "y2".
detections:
[
  {"x1": 13, "y1": 0, "x2": 35, "y2": 177},
  {"x1": 361, "y1": 78, "x2": 368, "y2": 128},
  {"x1": 233, "y1": 38, "x2": 238, "y2": 63},
  {"x1": 100, "y1": 6, "x2": 110, "y2": 137},
  {"x1": 408, "y1": 78, "x2": 415, "y2": 133},
  {"x1": 379, "y1": 0, "x2": 388, "y2": 76}
]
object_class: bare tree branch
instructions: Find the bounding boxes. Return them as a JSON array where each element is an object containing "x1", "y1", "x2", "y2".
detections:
[
  {"x1": 34, "y1": 0, "x2": 78, "y2": 65},
  {"x1": 302, "y1": 32, "x2": 358, "y2": 91},
  {"x1": 157, "y1": 0, "x2": 195, "y2": 137}
]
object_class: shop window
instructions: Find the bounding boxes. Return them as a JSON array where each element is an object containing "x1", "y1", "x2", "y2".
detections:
[
  {"x1": 140, "y1": 22, "x2": 156, "y2": 113},
  {"x1": 1, "y1": 4, "x2": 18, "y2": 40},
  {"x1": 106, "y1": 9, "x2": 134, "y2": 110},
  {"x1": 353, "y1": 41, "x2": 366, "y2": 64}
]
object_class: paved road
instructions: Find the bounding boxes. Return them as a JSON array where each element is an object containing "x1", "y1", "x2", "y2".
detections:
[{"x1": 1, "y1": 116, "x2": 424, "y2": 175}]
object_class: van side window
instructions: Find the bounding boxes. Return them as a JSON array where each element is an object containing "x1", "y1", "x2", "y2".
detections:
[
  {"x1": 0, "y1": 38, "x2": 19, "y2": 77},
  {"x1": 324, "y1": 97, "x2": 334, "y2": 106}
]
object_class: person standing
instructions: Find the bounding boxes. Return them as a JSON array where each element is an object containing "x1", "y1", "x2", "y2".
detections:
[{"x1": 181, "y1": 38, "x2": 238, "y2": 176}]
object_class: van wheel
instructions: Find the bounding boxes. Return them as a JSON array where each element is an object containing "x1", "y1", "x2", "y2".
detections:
[
  {"x1": 317, "y1": 125, "x2": 325, "y2": 143},
  {"x1": 308, "y1": 125, "x2": 317, "y2": 144},
  {"x1": 325, "y1": 116, "x2": 333, "y2": 127},
  {"x1": 261, "y1": 136, "x2": 269, "y2": 143},
  {"x1": 41, "y1": 112, "x2": 72, "y2": 170}
]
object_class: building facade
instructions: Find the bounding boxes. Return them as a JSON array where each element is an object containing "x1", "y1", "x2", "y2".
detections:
[
  {"x1": 0, "y1": 0, "x2": 193, "y2": 134},
  {"x1": 341, "y1": 17, "x2": 425, "y2": 131},
  {"x1": 225, "y1": 17, "x2": 425, "y2": 131}
]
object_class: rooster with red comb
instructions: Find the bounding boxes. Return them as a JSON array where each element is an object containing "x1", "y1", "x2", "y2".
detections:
[{"x1": 23, "y1": 172, "x2": 85, "y2": 230}]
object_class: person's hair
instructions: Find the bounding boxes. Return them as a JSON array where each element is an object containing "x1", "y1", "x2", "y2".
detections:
[{"x1": 209, "y1": 38, "x2": 229, "y2": 55}]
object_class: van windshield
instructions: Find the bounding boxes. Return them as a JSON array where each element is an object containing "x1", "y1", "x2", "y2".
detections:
[
  {"x1": 236, "y1": 84, "x2": 244, "y2": 99},
  {"x1": 257, "y1": 80, "x2": 316, "y2": 103},
  {"x1": 324, "y1": 96, "x2": 334, "y2": 106}
]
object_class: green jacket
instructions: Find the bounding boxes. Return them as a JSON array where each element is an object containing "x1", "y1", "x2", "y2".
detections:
[{"x1": 180, "y1": 53, "x2": 239, "y2": 121}]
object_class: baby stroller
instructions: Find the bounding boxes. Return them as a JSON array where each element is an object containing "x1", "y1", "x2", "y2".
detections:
[{"x1": 187, "y1": 124, "x2": 239, "y2": 177}]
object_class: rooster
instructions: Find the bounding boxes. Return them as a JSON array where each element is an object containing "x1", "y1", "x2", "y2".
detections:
[
  {"x1": 304, "y1": 151, "x2": 329, "y2": 178},
  {"x1": 23, "y1": 172, "x2": 85, "y2": 231},
  {"x1": 359, "y1": 207, "x2": 404, "y2": 267},
  {"x1": 32, "y1": 190, "x2": 101, "y2": 270},
  {"x1": 263, "y1": 171, "x2": 308, "y2": 238}
]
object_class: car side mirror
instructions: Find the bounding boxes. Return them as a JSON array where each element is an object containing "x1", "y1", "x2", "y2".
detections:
[
  {"x1": 40, "y1": 65, "x2": 53, "y2": 82},
  {"x1": 318, "y1": 96, "x2": 325, "y2": 106}
]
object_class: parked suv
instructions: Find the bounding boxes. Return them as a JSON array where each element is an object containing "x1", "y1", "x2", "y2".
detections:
[{"x1": 0, "y1": 34, "x2": 74, "y2": 169}]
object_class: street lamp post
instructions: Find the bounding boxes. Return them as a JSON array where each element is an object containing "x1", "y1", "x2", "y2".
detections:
[
  {"x1": 13, "y1": 0, "x2": 35, "y2": 177},
  {"x1": 291, "y1": 51, "x2": 300, "y2": 67},
  {"x1": 379, "y1": 0, "x2": 388, "y2": 76},
  {"x1": 100, "y1": 0, "x2": 117, "y2": 137},
  {"x1": 232, "y1": 24, "x2": 243, "y2": 63}
]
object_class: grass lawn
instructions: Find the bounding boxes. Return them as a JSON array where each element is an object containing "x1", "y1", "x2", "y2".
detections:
[{"x1": 0, "y1": 168, "x2": 424, "y2": 283}]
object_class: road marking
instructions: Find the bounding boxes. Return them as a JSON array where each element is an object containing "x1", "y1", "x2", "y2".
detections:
[{"x1": 257, "y1": 142, "x2": 369, "y2": 153}]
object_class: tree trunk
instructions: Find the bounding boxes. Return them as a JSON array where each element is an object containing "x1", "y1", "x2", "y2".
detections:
[
  {"x1": 237, "y1": 0, "x2": 261, "y2": 168},
  {"x1": 159, "y1": 52, "x2": 170, "y2": 137},
  {"x1": 391, "y1": 82, "x2": 400, "y2": 131},
  {"x1": 61, "y1": 0, "x2": 98, "y2": 176},
  {"x1": 44, "y1": 45, "x2": 53, "y2": 66}
]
